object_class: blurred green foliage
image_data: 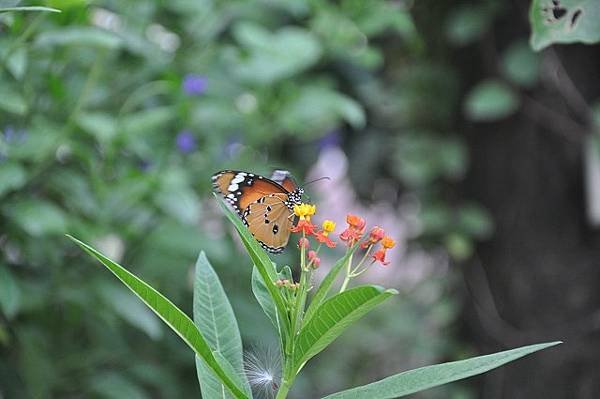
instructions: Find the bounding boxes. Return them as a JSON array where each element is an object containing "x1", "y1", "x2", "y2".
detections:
[{"x1": 0, "y1": 0, "x2": 561, "y2": 397}]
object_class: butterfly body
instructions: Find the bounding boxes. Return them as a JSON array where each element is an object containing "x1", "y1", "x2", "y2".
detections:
[{"x1": 212, "y1": 170, "x2": 304, "y2": 253}]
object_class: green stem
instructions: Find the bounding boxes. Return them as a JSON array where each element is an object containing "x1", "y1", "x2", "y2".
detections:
[
  {"x1": 349, "y1": 246, "x2": 374, "y2": 277},
  {"x1": 276, "y1": 377, "x2": 293, "y2": 399},
  {"x1": 339, "y1": 253, "x2": 354, "y2": 292}
]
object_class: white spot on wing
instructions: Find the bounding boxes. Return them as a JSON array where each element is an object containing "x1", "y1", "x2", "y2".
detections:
[{"x1": 228, "y1": 183, "x2": 239, "y2": 191}]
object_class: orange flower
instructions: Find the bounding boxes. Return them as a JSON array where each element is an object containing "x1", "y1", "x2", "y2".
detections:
[
  {"x1": 346, "y1": 214, "x2": 366, "y2": 231},
  {"x1": 315, "y1": 231, "x2": 336, "y2": 248},
  {"x1": 372, "y1": 248, "x2": 390, "y2": 266},
  {"x1": 291, "y1": 219, "x2": 316, "y2": 235},
  {"x1": 340, "y1": 213, "x2": 366, "y2": 246},
  {"x1": 361, "y1": 226, "x2": 385, "y2": 249},
  {"x1": 371, "y1": 236, "x2": 395, "y2": 266}
]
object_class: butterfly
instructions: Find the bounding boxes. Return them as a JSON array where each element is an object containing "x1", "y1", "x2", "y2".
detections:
[{"x1": 212, "y1": 170, "x2": 304, "y2": 253}]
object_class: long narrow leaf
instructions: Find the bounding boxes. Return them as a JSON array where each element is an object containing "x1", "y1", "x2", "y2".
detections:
[
  {"x1": 67, "y1": 235, "x2": 249, "y2": 399},
  {"x1": 303, "y1": 246, "x2": 357, "y2": 324},
  {"x1": 293, "y1": 285, "x2": 397, "y2": 373},
  {"x1": 194, "y1": 252, "x2": 251, "y2": 398},
  {"x1": 322, "y1": 341, "x2": 562, "y2": 398},
  {"x1": 0, "y1": 6, "x2": 61, "y2": 13},
  {"x1": 215, "y1": 195, "x2": 290, "y2": 341}
]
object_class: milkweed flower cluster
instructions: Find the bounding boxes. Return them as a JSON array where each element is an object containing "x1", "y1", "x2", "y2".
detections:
[{"x1": 284, "y1": 204, "x2": 396, "y2": 296}]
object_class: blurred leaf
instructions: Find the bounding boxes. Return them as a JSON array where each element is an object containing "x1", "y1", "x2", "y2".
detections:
[
  {"x1": 68, "y1": 236, "x2": 251, "y2": 399},
  {"x1": 0, "y1": 84, "x2": 27, "y2": 115},
  {"x1": 35, "y1": 27, "x2": 122, "y2": 49},
  {"x1": 231, "y1": 22, "x2": 322, "y2": 84},
  {"x1": 456, "y1": 204, "x2": 494, "y2": 238},
  {"x1": 530, "y1": 0, "x2": 600, "y2": 51},
  {"x1": 5, "y1": 47, "x2": 27, "y2": 79},
  {"x1": 120, "y1": 106, "x2": 175, "y2": 137},
  {"x1": 445, "y1": 5, "x2": 492, "y2": 46},
  {"x1": 76, "y1": 112, "x2": 117, "y2": 144},
  {"x1": 7, "y1": 199, "x2": 67, "y2": 236},
  {"x1": 502, "y1": 40, "x2": 540, "y2": 87},
  {"x1": 154, "y1": 168, "x2": 200, "y2": 224},
  {"x1": 46, "y1": 0, "x2": 86, "y2": 9},
  {"x1": 19, "y1": 328, "x2": 57, "y2": 397},
  {"x1": 419, "y1": 205, "x2": 452, "y2": 235},
  {"x1": 322, "y1": 342, "x2": 562, "y2": 398},
  {"x1": 0, "y1": 6, "x2": 60, "y2": 12},
  {"x1": 0, "y1": 162, "x2": 27, "y2": 197},
  {"x1": 464, "y1": 79, "x2": 519, "y2": 121},
  {"x1": 99, "y1": 283, "x2": 163, "y2": 340},
  {"x1": 281, "y1": 86, "x2": 365, "y2": 134},
  {"x1": 445, "y1": 233, "x2": 473, "y2": 262},
  {"x1": 293, "y1": 285, "x2": 397, "y2": 373},
  {"x1": 8, "y1": 119, "x2": 60, "y2": 161},
  {"x1": 194, "y1": 252, "x2": 251, "y2": 398},
  {"x1": 91, "y1": 372, "x2": 148, "y2": 399},
  {"x1": 0, "y1": 264, "x2": 21, "y2": 319}
]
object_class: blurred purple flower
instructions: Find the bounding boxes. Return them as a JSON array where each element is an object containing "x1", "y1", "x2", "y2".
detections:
[
  {"x1": 318, "y1": 128, "x2": 342, "y2": 150},
  {"x1": 138, "y1": 159, "x2": 153, "y2": 172},
  {"x1": 2, "y1": 126, "x2": 27, "y2": 144},
  {"x1": 182, "y1": 74, "x2": 208, "y2": 96},
  {"x1": 176, "y1": 130, "x2": 197, "y2": 154}
]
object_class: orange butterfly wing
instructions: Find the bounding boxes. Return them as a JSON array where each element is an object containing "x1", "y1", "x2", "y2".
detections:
[
  {"x1": 242, "y1": 194, "x2": 293, "y2": 253},
  {"x1": 212, "y1": 170, "x2": 291, "y2": 216},
  {"x1": 212, "y1": 170, "x2": 302, "y2": 253}
]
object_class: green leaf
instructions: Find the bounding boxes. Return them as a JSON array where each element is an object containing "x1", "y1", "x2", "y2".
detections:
[
  {"x1": 194, "y1": 252, "x2": 251, "y2": 398},
  {"x1": 280, "y1": 87, "x2": 366, "y2": 135},
  {"x1": 251, "y1": 267, "x2": 278, "y2": 331},
  {"x1": 464, "y1": 79, "x2": 519, "y2": 122},
  {"x1": 0, "y1": 264, "x2": 21, "y2": 319},
  {"x1": 0, "y1": 162, "x2": 27, "y2": 197},
  {"x1": 322, "y1": 341, "x2": 562, "y2": 398},
  {"x1": 67, "y1": 236, "x2": 250, "y2": 399},
  {"x1": 76, "y1": 112, "x2": 118, "y2": 144},
  {"x1": 530, "y1": 0, "x2": 600, "y2": 51},
  {"x1": 303, "y1": 246, "x2": 357, "y2": 324},
  {"x1": 0, "y1": 6, "x2": 61, "y2": 12},
  {"x1": 445, "y1": 5, "x2": 492, "y2": 46},
  {"x1": 293, "y1": 285, "x2": 397, "y2": 373},
  {"x1": 502, "y1": 40, "x2": 540, "y2": 87},
  {"x1": 231, "y1": 23, "x2": 321, "y2": 84},
  {"x1": 215, "y1": 195, "x2": 290, "y2": 343},
  {"x1": 7, "y1": 200, "x2": 67, "y2": 236},
  {"x1": 0, "y1": 85, "x2": 27, "y2": 115},
  {"x1": 35, "y1": 27, "x2": 122, "y2": 49}
]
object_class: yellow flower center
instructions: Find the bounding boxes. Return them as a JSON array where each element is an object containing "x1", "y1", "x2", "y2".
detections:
[
  {"x1": 322, "y1": 220, "x2": 336, "y2": 235},
  {"x1": 293, "y1": 203, "x2": 316, "y2": 220}
]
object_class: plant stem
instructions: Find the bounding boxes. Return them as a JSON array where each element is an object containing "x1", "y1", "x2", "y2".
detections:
[
  {"x1": 339, "y1": 253, "x2": 354, "y2": 292},
  {"x1": 275, "y1": 377, "x2": 293, "y2": 399}
]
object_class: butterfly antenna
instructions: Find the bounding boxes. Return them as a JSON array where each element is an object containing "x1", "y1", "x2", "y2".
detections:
[{"x1": 302, "y1": 176, "x2": 331, "y2": 188}]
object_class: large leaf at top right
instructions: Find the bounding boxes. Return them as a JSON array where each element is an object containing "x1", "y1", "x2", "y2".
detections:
[
  {"x1": 530, "y1": 0, "x2": 600, "y2": 50},
  {"x1": 322, "y1": 341, "x2": 561, "y2": 399}
]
